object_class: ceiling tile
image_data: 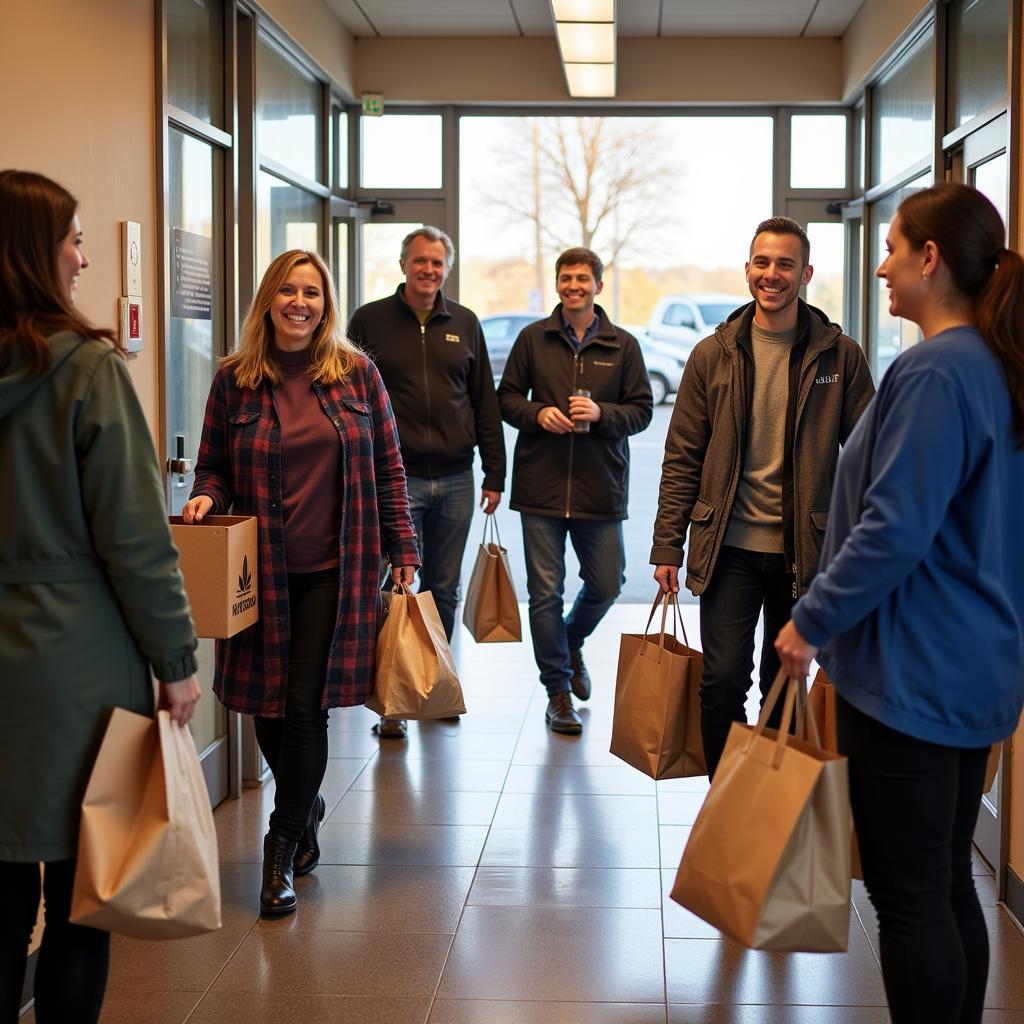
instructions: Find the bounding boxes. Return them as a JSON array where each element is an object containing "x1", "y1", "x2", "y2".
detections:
[
  {"x1": 660, "y1": 0, "x2": 814, "y2": 35},
  {"x1": 357, "y1": 0, "x2": 523, "y2": 35},
  {"x1": 324, "y1": 0, "x2": 378, "y2": 36},
  {"x1": 618, "y1": 0, "x2": 661, "y2": 36},
  {"x1": 511, "y1": 0, "x2": 559, "y2": 35},
  {"x1": 803, "y1": 0, "x2": 867, "y2": 36}
]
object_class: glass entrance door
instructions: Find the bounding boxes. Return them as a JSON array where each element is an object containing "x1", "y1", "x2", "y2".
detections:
[
  {"x1": 359, "y1": 199, "x2": 449, "y2": 307},
  {"x1": 785, "y1": 199, "x2": 847, "y2": 333},
  {"x1": 956, "y1": 114, "x2": 1008, "y2": 869},
  {"x1": 165, "y1": 125, "x2": 230, "y2": 806}
]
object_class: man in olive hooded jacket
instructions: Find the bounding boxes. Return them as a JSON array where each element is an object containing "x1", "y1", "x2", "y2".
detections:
[{"x1": 651, "y1": 218, "x2": 875, "y2": 776}]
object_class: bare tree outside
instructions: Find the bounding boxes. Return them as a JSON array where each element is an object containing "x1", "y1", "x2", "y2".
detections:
[{"x1": 479, "y1": 117, "x2": 679, "y2": 318}]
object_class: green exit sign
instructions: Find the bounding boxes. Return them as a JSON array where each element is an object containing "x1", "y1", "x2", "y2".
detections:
[{"x1": 362, "y1": 93, "x2": 384, "y2": 116}]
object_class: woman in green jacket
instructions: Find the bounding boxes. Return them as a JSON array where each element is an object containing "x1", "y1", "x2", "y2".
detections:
[{"x1": 0, "y1": 170, "x2": 202, "y2": 1024}]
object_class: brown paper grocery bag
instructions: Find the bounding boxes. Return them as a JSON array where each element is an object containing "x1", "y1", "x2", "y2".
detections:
[
  {"x1": 671, "y1": 671, "x2": 852, "y2": 952},
  {"x1": 462, "y1": 517, "x2": 522, "y2": 643},
  {"x1": 368, "y1": 584, "x2": 467, "y2": 719},
  {"x1": 70, "y1": 709, "x2": 222, "y2": 939},
  {"x1": 807, "y1": 668, "x2": 863, "y2": 880},
  {"x1": 610, "y1": 590, "x2": 705, "y2": 779}
]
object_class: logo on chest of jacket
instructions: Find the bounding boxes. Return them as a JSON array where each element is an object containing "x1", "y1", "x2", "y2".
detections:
[
  {"x1": 814, "y1": 372, "x2": 840, "y2": 385},
  {"x1": 445, "y1": 333, "x2": 460, "y2": 343},
  {"x1": 593, "y1": 360, "x2": 615, "y2": 367}
]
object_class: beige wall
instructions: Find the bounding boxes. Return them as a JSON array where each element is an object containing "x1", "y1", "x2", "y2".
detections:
[
  {"x1": 0, "y1": 0, "x2": 161, "y2": 443},
  {"x1": 841, "y1": 0, "x2": 931, "y2": 101},
  {"x1": 355, "y1": 35, "x2": 842, "y2": 105},
  {"x1": 259, "y1": 0, "x2": 356, "y2": 97}
]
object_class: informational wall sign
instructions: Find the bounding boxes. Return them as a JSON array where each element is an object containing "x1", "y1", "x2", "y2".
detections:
[{"x1": 171, "y1": 228, "x2": 212, "y2": 320}]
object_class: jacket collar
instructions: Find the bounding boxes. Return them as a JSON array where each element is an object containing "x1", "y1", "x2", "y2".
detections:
[
  {"x1": 717, "y1": 298, "x2": 841, "y2": 360},
  {"x1": 394, "y1": 284, "x2": 452, "y2": 322},
  {"x1": 542, "y1": 303, "x2": 621, "y2": 349}
]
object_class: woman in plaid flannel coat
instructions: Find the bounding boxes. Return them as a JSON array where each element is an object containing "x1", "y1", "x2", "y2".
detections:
[{"x1": 183, "y1": 250, "x2": 419, "y2": 916}]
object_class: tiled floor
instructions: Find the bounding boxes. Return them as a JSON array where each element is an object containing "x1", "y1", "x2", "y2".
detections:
[{"x1": 25, "y1": 604, "x2": 1024, "y2": 1023}]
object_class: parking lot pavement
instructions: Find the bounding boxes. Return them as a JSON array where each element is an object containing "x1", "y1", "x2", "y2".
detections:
[{"x1": 461, "y1": 400, "x2": 692, "y2": 607}]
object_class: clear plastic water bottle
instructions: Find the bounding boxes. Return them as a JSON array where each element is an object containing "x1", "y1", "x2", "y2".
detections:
[{"x1": 573, "y1": 388, "x2": 591, "y2": 433}]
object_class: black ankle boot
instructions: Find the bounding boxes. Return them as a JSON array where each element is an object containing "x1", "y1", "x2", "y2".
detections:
[
  {"x1": 260, "y1": 832, "x2": 298, "y2": 915},
  {"x1": 293, "y1": 793, "x2": 325, "y2": 877}
]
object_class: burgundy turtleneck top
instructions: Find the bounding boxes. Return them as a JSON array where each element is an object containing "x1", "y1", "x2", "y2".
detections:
[{"x1": 274, "y1": 345, "x2": 342, "y2": 573}]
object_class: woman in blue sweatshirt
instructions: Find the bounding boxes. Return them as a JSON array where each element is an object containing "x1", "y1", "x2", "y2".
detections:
[{"x1": 775, "y1": 182, "x2": 1024, "y2": 1024}]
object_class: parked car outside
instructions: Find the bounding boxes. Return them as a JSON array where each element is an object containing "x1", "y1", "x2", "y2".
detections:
[
  {"x1": 480, "y1": 311, "x2": 542, "y2": 382},
  {"x1": 623, "y1": 325, "x2": 684, "y2": 406},
  {"x1": 645, "y1": 292, "x2": 749, "y2": 362}
]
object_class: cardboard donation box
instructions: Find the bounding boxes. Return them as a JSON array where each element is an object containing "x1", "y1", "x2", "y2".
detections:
[{"x1": 169, "y1": 515, "x2": 258, "y2": 638}]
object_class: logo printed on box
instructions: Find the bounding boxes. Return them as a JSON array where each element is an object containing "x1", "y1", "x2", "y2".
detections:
[{"x1": 232, "y1": 555, "x2": 256, "y2": 617}]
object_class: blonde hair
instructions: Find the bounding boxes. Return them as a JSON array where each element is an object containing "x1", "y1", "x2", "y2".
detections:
[{"x1": 225, "y1": 249, "x2": 361, "y2": 389}]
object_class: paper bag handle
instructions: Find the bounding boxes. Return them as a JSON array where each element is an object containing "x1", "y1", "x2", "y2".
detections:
[
  {"x1": 638, "y1": 588, "x2": 691, "y2": 662},
  {"x1": 746, "y1": 669, "x2": 823, "y2": 767},
  {"x1": 480, "y1": 515, "x2": 504, "y2": 555}
]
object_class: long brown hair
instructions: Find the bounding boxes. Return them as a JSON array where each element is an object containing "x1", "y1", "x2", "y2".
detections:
[
  {"x1": 0, "y1": 170, "x2": 118, "y2": 374},
  {"x1": 225, "y1": 249, "x2": 361, "y2": 389},
  {"x1": 897, "y1": 182, "x2": 1024, "y2": 446}
]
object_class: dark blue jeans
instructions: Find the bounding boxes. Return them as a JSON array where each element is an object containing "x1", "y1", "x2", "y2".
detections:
[
  {"x1": 406, "y1": 470, "x2": 475, "y2": 642},
  {"x1": 837, "y1": 696, "x2": 990, "y2": 1024},
  {"x1": 521, "y1": 514, "x2": 625, "y2": 698},
  {"x1": 697, "y1": 545, "x2": 794, "y2": 777}
]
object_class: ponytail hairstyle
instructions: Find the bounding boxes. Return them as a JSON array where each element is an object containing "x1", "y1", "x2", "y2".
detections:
[
  {"x1": 226, "y1": 249, "x2": 362, "y2": 390},
  {"x1": 898, "y1": 182, "x2": 1024, "y2": 447},
  {"x1": 0, "y1": 170, "x2": 118, "y2": 375}
]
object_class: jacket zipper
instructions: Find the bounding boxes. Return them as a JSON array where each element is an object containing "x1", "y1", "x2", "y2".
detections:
[
  {"x1": 565, "y1": 351, "x2": 583, "y2": 517},
  {"x1": 420, "y1": 322, "x2": 434, "y2": 478}
]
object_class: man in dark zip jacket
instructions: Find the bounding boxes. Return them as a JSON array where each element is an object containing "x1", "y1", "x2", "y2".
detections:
[
  {"x1": 651, "y1": 217, "x2": 875, "y2": 776},
  {"x1": 348, "y1": 226, "x2": 506, "y2": 738},
  {"x1": 499, "y1": 247, "x2": 653, "y2": 734}
]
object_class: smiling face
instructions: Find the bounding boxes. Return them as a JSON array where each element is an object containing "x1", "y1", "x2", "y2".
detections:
[
  {"x1": 876, "y1": 213, "x2": 927, "y2": 324},
  {"x1": 556, "y1": 263, "x2": 603, "y2": 317},
  {"x1": 58, "y1": 213, "x2": 89, "y2": 301},
  {"x1": 268, "y1": 262, "x2": 325, "y2": 351},
  {"x1": 745, "y1": 231, "x2": 812, "y2": 328},
  {"x1": 401, "y1": 235, "x2": 449, "y2": 311}
]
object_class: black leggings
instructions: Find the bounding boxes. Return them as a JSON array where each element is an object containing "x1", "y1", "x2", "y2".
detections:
[
  {"x1": 253, "y1": 568, "x2": 335, "y2": 842},
  {"x1": 0, "y1": 858, "x2": 109, "y2": 1024},
  {"x1": 837, "y1": 695, "x2": 990, "y2": 1024}
]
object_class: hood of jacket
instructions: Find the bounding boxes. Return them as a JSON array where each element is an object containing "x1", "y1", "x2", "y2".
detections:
[{"x1": 0, "y1": 331, "x2": 84, "y2": 421}]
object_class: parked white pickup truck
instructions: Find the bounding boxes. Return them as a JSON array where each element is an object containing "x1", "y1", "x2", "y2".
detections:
[{"x1": 645, "y1": 293, "x2": 749, "y2": 362}]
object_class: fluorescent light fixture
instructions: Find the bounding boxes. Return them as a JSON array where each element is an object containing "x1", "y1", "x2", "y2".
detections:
[
  {"x1": 564, "y1": 62, "x2": 616, "y2": 98},
  {"x1": 551, "y1": 0, "x2": 614, "y2": 20},
  {"x1": 555, "y1": 21, "x2": 615, "y2": 63}
]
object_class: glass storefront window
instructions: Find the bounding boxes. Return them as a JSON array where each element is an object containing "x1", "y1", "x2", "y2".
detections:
[
  {"x1": 869, "y1": 174, "x2": 930, "y2": 377},
  {"x1": 458, "y1": 115, "x2": 771, "y2": 322},
  {"x1": 256, "y1": 171, "x2": 320, "y2": 277},
  {"x1": 337, "y1": 110, "x2": 349, "y2": 190},
  {"x1": 790, "y1": 115, "x2": 847, "y2": 189},
  {"x1": 167, "y1": 0, "x2": 223, "y2": 126},
  {"x1": 871, "y1": 28, "x2": 935, "y2": 186},
  {"x1": 362, "y1": 114, "x2": 443, "y2": 189},
  {"x1": 948, "y1": 0, "x2": 1009, "y2": 129},
  {"x1": 257, "y1": 39, "x2": 322, "y2": 183}
]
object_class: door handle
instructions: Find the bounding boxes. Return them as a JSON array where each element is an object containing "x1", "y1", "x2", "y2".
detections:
[{"x1": 167, "y1": 434, "x2": 194, "y2": 480}]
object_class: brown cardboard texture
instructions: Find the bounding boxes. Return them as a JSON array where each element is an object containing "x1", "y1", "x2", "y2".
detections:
[{"x1": 169, "y1": 515, "x2": 258, "y2": 638}]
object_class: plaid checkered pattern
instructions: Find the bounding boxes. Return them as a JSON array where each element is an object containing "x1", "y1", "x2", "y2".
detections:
[{"x1": 191, "y1": 355, "x2": 419, "y2": 717}]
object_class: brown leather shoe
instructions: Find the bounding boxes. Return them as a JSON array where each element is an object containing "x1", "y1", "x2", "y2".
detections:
[
  {"x1": 569, "y1": 648, "x2": 592, "y2": 701},
  {"x1": 545, "y1": 691, "x2": 583, "y2": 734}
]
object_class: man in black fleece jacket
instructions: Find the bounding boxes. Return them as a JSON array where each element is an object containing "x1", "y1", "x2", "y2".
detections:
[{"x1": 348, "y1": 226, "x2": 506, "y2": 737}]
